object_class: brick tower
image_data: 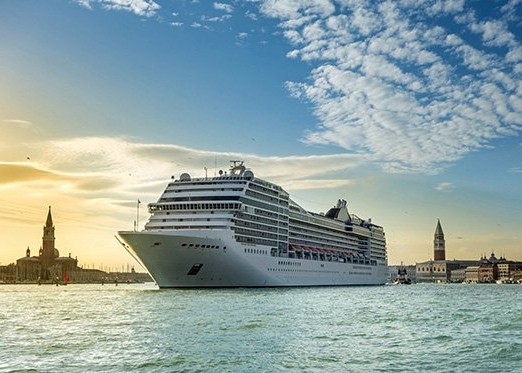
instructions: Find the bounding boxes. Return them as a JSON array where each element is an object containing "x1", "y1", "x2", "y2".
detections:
[
  {"x1": 40, "y1": 206, "x2": 56, "y2": 275},
  {"x1": 433, "y1": 219, "x2": 446, "y2": 261}
]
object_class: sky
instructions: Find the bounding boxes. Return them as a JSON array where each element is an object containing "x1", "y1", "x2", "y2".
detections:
[{"x1": 1, "y1": 0, "x2": 521, "y2": 269}]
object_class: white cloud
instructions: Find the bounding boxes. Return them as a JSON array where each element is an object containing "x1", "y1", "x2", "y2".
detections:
[
  {"x1": 76, "y1": 0, "x2": 93, "y2": 10},
  {"x1": 214, "y1": 2, "x2": 234, "y2": 13},
  {"x1": 245, "y1": 10, "x2": 258, "y2": 21},
  {"x1": 71, "y1": 0, "x2": 522, "y2": 174},
  {"x1": 16, "y1": 136, "x2": 364, "y2": 199},
  {"x1": 76, "y1": 0, "x2": 160, "y2": 17},
  {"x1": 470, "y1": 20, "x2": 515, "y2": 47},
  {"x1": 202, "y1": 14, "x2": 232, "y2": 22},
  {"x1": 435, "y1": 182, "x2": 454, "y2": 192},
  {"x1": 261, "y1": 0, "x2": 335, "y2": 19},
  {"x1": 2, "y1": 119, "x2": 33, "y2": 126},
  {"x1": 260, "y1": 0, "x2": 522, "y2": 173}
]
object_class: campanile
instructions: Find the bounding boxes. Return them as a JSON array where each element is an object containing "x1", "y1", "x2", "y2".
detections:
[
  {"x1": 433, "y1": 219, "x2": 446, "y2": 261},
  {"x1": 41, "y1": 206, "x2": 56, "y2": 269}
]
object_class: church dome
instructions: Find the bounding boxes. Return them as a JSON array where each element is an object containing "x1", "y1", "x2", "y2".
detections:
[{"x1": 54, "y1": 248, "x2": 60, "y2": 258}]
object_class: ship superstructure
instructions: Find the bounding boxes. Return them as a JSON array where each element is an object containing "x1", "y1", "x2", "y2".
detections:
[{"x1": 117, "y1": 162, "x2": 388, "y2": 287}]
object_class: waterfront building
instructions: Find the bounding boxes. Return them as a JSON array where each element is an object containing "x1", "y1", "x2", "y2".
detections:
[
  {"x1": 416, "y1": 260, "x2": 478, "y2": 283},
  {"x1": 462, "y1": 253, "x2": 522, "y2": 283},
  {"x1": 7, "y1": 206, "x2": 151, "y2": 284},
  {"x1": 477, "y1": 253, "x2": 500, "y2": 283},
  {"x1": 497, "y1": 259, "x2": 522, "y2": 281},
  {"x1": 449, "y1": 268, "x2": 466, "y2": 283},
  {"x1": 16, "y1": 207, "x2": 79, "y2": 282},
  {"x1": 0, "y1": 263, "x2": 17, "y2": 283},
  {"x1": 416, "y1": 219, "x2": 479, "y2": 282},
  {"x1": 465, "y1": 266, "x2": 480, "y2": 283}
]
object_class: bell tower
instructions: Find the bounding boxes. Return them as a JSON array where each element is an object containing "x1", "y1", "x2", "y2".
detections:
[
  {"x1": 433, "y1": 219, "x2": 445, "y2": 261},
  {"x1": 41, "y1": 206, "x2": 56, "y2": 269}
]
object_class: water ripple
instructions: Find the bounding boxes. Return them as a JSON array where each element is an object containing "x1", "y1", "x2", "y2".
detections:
[{"x1": 0, "y1": 283, "x2": 521, "y2": 372}]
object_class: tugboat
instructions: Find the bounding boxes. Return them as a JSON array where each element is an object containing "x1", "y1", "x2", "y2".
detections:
[{"x1": 393, "y1": 266, "x2": 412, "y2": 285}]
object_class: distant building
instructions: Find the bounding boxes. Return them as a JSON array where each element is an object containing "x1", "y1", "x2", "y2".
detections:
[
  {"x1": 9, "y1": 206, "x2": 151, "y2": 284},
  {"x1": 449, "y1": 268, "x2": 466, "y2": 283},
  {"x1": 468, "y1": 252, "x2": 522, "y2": 283},
  {"x1": 416, "y1": 260, "x2": 478, "y2": 283},
  {"x1": 0, "y1": 263, "x2": 16, "y2": 283},
  {"x1": 433, "y1": 219, "x2": 445, "y2": 261},
  {"x1": 497, "y1": 258, "x2": 522, "y2": 282},
  {"x1": 465, "y1": 266, "x2": 480, "y2": 283},
  {"x1": 16, "y1": 206, "x2": 79, "y2": 282},
  {"x1": 416, "y1": 219, "x2": 479, "y2": 282}
]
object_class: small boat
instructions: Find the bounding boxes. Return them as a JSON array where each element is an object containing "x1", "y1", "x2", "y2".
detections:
[{"x1": 393, "y1": 266, "x2": 412, "y2": 285}]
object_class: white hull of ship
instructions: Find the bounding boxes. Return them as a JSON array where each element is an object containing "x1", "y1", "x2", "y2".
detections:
[{"x1": 117, "y1": 230, "x2": 388, "y2": 288}]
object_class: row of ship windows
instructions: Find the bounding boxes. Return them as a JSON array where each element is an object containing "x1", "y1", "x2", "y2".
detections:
[
  {"x1": 245, "y1": 189, "x2": 289, "y2": 206},
  {"x1": 291, "y1": 220, "x2": 371, "y2": 242},
  {"x1": 181, "y1": 243, "x2": 227, "y2": 250},
  {"x1": 244, "y1": 248, "x2": 268, "y2": 255},
  {"x1": 236, "y1": 212, "x2": 289, "y2": 227},
  {"x1": 278, "y1": 261, "x2": 301, "y2": 266},
  {"x1": 236, "y1": 235, "x2": 279, "y2": 247},
  {"x1": 290, "y1": 222, "x2": 359, "y2": 239},
  {"x1": 256, "y1": 208, "x2": 286, "y2": 220},
  {"x1": 170, "y1": 187, "x2": 244, "y2": 193},
  {"x1": 234, "y1": 220, "x2": 284, "y2": 234},
  {"x1": 267, "y1": 268, "x2": 338, "y2": 274},
  {"x1": 248, "y1": 181, "x2": 282, "y2": 197},
  {"x1": 233, "y1": 227, "x2": 279, "y2": 240},
  {"x1": 290, "y1": 238, "x2": 362, "y2": 252},
  {"x1": 153, "y1": 203, "x2": 241, "y2": 212},
  {"x1": 288, "y1": 251, "x2": 377, "y2": 266},
  {"x1": 148, "y1": 226, "x2": 227, "y2": 230},
  {"x1": 250, "y1": 179, "x2": 284, "y2": 193},
  {"x1": 289, "y1": 215, "x2": 344, "y2": 231},
  {"x1": 241, "y1": 197, "x2": 288, "y2": 215}
]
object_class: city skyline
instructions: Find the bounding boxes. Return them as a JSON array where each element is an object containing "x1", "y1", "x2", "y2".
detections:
[{"x1": 1, "y1": 0, "x2": 521, "y2": 267}]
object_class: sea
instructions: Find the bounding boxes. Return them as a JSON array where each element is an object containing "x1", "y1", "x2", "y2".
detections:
[{"x1": 0, "y1": 283, "x2": 520, "y2": 373}]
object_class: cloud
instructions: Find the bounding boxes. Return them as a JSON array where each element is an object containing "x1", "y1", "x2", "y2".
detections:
[
  {"x1": 2, "y1": 119, "x2": 33, "y2": 126},
  {"x1": 76, "y1": 0, "x2": 160, "y2": 17},
  {"x1": 435, "y1": 182, "x2": 454, "y2": 192},
  {"x1": 69, "y1": 0, "x2": 522, "y2": 175},
  {"x1": 260, "y1": 0, "x2": 522, "y2": 173},
  {"x1": 5, "y1": 136, "x2": 363, "y2": 201},
  {"x1": 214, "y1": 2, "x2": 234, "y2": 13},
  {"x1": 0, "y1": 163, "x2": 61, "y2": 184},
  {"x1": 202, "y1": 14, "x2": 232, "y2": 22},
  {"x1": 0, "y1": 162, "x2": 118, "y2": 195}
]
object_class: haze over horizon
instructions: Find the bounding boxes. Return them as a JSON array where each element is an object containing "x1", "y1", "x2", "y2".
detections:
[{"x1": 1, "y1": 0, "x2": 521, "y2": 268}]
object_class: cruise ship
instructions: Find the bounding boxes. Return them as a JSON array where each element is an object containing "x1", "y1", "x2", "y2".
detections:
[{"x1": 116, "y1": 161, "x2": 388, "y2": 287}]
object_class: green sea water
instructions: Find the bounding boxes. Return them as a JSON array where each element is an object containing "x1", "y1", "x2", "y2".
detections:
[{"x1": 0, "y1": 283, "x2": 520, "y2": 372}]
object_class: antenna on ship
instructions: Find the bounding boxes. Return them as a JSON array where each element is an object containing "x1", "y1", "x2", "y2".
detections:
[{"x1": 135, "y1": 199, "x2": 141, "y2": 232}]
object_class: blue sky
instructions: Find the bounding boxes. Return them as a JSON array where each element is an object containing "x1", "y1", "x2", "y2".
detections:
[{"x1": 1, "y1": 0, "x2": 521, "y2": 268}]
